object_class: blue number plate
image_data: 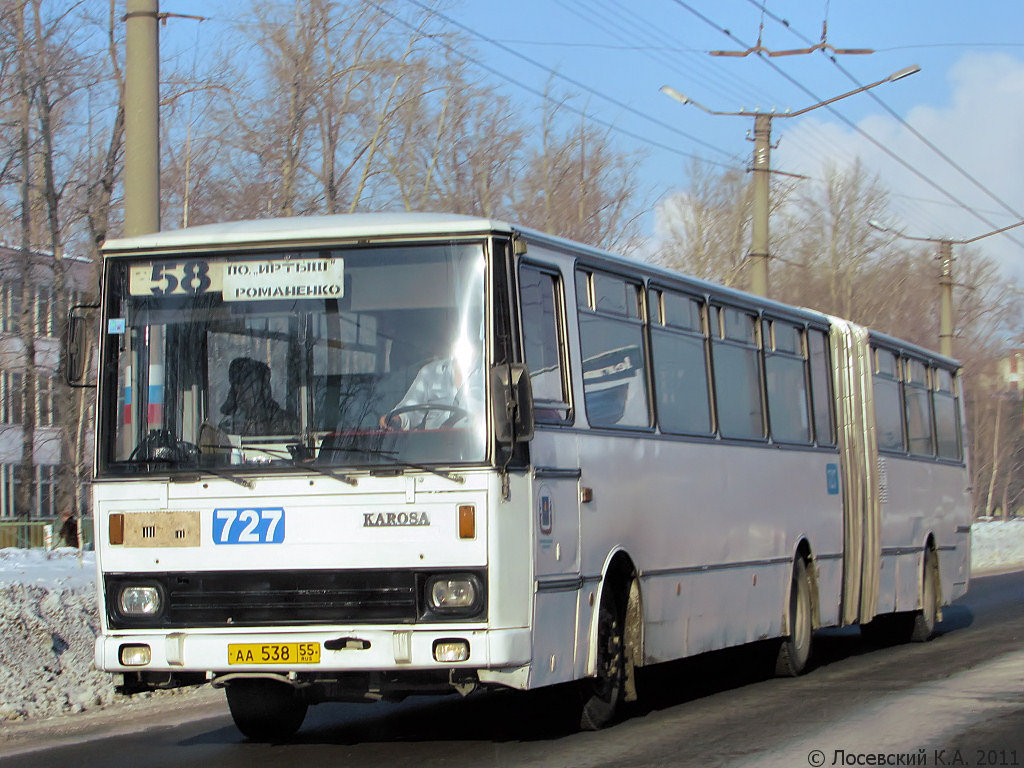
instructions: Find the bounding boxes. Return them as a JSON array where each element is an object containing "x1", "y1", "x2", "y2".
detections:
[{"x1": 213, "y1": 508, "x2": 285, "y2": 544}]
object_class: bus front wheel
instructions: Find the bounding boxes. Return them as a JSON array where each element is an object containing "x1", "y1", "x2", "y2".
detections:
[
  {"x1": 225, "y1": 678, "x2": 308, "y2": 741},
  {"x1": 775, "y1": 557, "x2": 813, "y2": 677},
  {"x1": 580, "y1": 586, "x2": 626, "y2": 730}
]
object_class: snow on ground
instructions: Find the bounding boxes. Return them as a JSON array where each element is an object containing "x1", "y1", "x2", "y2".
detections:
[{"x1": 1, "y1": 522, "x2": 1023, "y2": 725}]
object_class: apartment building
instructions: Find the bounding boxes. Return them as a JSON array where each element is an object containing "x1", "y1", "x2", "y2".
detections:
[{"x1": 0, "y1": 244, "x2": 95, "y2": 520}]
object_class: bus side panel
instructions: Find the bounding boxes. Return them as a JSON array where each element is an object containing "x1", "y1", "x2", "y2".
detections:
[
  {"x1": 575, "y1": 435, "x2": 844, "y2": 667},
  {"x1": 876, "y1": 456, "x2": 971, "y2": 614}
]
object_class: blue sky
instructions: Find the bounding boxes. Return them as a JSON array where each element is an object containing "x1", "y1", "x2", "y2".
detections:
[{"x1": 161, "y1": 0, "x2": 1024, "y2": 282}]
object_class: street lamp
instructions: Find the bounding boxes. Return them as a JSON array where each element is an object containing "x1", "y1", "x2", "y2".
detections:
[
  {"x1": 661, "y1": 65, "x2": 921, "y2": 298},
  {"x1": 868, "y1": 219, "x2": 1024, "y2": 357}
]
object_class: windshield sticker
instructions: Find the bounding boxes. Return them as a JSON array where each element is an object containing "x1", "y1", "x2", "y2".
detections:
[{"x1": 129, "y1": 258, "x2": 344, "y2": 302}]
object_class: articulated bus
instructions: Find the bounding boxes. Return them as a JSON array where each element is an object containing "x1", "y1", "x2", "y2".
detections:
[{"x1": 71, "y1": 213, "x2": 970, "y2": 738}]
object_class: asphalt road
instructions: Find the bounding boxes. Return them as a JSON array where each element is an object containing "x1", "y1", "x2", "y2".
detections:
[{"x1": 3, "y1": 571, "x2": 1022, "y2": 768}]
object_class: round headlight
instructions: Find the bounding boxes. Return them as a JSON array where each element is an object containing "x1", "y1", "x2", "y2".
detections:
[{"x1": 119, "y1": 586, "x2": 161, "y2": 616}]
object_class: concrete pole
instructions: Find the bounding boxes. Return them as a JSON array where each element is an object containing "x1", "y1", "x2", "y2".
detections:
[
  {"x1": 124, "y1": 0, "x2": 160, "y2": 237},
  {"x1": 749, "y1": 113, "x2": 772, "y2": 298},
  {"x1": 938, "y1": 240, "x2": 954, "y2": 358}
]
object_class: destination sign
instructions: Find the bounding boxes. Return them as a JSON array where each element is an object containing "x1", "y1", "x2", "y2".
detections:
[{"x1": 129, "y1": 258, "x2": 345, "y2": 302}]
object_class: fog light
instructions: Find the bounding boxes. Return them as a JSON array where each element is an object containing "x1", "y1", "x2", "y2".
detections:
[
  {"x1": 119, "y1": 644, "x2": 152, "y2": 666},
  {"x1": 119, "y1": 586, "x2": 161, "y2": 616},
  {"x1": 433, "y1": 639, "x2": 469, "y2": 662}
]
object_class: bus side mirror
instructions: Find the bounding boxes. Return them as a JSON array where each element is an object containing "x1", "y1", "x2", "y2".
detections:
[
  {"x1": 65, "y1": 303, "x2": 99, "y2": 387},
  {"x1": 491, "y1": 363, "x2": 534, "y2": 443}
]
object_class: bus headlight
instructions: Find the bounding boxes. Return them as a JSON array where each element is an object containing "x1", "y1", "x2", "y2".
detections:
[
  {"x1": 425, "y1": 574, "x2": 483, "y2": 615},
  {"x1": 119, "y1": 585, "x2": 162, "y2": 617}
]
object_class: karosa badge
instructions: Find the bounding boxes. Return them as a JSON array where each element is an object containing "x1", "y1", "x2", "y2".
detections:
[{"x1": 363, "y1": 511, "x2": 431, "y2": 527}]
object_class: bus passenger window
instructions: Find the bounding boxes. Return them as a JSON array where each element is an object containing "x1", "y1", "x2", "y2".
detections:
[
  {"x1": 650, "y1": 289, "x2": 712, "y2": 435},
  {"x1": 577, "y1": 269, "x2": 650, "y2": 428},
  {"x1": 808, "y1": 330, "x2": 836, "y2": 446},
  {"x1": 520, "y1": 265, "x2": 570, "y2": 421},
  {"x1": 904, "y1": 358, "x2": 935, "y2": 456},
  {"x1": 764, "y1": 321, "x2": 811, "y2": 444},
  {"x1": 873, "y1": 349, "x2": 905, "y2": 452},
  {"x1": 933, "y1": 368, "x2": 962, "y2": 460},
  {"x1": 711, "y1": 306, "x2": 764, "y2": 440}
]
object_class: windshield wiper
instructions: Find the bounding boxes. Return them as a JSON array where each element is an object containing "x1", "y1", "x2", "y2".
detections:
[
  {"x1": 194, "y1": 465, "x2": 254, "y2": 489},
  {"x1": 116, "y1": 456, "x2": 254, "y2": 489},
  {"x1": 223, "y1": 442, "x2": 361, "y2": 487},
  {"x1": 320, "y1": 444, "x2": 465, "y2": 485}
]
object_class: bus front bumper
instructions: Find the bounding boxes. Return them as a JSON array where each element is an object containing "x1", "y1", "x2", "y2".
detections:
[{"x1": 96, "y1": 626, "x2": 532, "y2": 675}]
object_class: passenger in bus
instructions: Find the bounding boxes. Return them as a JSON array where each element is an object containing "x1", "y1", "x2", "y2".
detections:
[{"x1": 220, "y1": 357, "x2": 298, "y2": 435}]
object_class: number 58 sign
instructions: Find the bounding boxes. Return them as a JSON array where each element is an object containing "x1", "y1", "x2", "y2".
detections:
[{"x1": 129, "y1": 260, "x2": 221, "y2": 297}]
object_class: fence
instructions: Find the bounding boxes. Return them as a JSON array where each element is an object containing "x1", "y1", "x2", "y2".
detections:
[{"x1": 0, "y1": 518, "x2": 95, "y2": 549}]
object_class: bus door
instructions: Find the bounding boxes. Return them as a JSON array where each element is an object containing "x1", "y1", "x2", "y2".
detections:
[{"x1": 518, "y1": 261, "x2": 582, "y2": 687}]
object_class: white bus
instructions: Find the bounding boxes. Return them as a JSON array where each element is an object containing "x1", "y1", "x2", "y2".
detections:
[{"x1": 71, "y1": 213, "x2": 970, "y2": 739}]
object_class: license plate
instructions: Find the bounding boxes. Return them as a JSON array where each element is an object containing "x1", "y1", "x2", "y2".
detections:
[{"x1": 228, "y1": 642, "x2": 320, "y2": 665}]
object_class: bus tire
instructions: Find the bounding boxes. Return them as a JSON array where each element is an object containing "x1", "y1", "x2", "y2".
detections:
[
  {"x1": 775, "y1": 557, "x2": 813, "y2": 677},
  {"x1": 225, "y1": 678, "x2": 308, "y2": 741},
  {"x1": 580, "y1": 586, "x2": 626, "y2": 731},
  {"x1": 910, "y1": 549, "x2": 939, "y2": 642}
]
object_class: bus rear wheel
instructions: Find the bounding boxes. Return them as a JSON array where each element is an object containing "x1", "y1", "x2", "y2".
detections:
[
  {"x1": 580, "y1": 587, "x2": 626, "y2": 730},
  {"x1": 862, "y1": 549, "x2": 940, "y2": 646},
  {"x1": 910, "y1": 549, "x2": 940, "y2": 642},
  {"x1": 775, "y1": 557, "x2": 813, "y2": 677},
  {"x1": 225, "y1": 678, "x2": 308, "y2": 741}
]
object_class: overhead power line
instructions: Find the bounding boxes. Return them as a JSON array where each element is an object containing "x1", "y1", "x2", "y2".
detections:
[
  {"x1": 740, "y1": 0, "x2": 1024, "y2": 234},
  {"x1": 392, "y1": 0, "x2": 740, "y2": 166},
  {"x1": 671, "y1": 0, "x2": 1024, "y2": 251}
]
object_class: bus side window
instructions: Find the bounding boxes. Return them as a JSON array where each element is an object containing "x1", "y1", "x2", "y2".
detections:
[
  {"x1": 763, "y1": 319, "x2": 811, "y2": 444},
  {"x1": 649, "y1": 287, "x2": 713, "y2": 435},
  {"x1": 519, "y1": 264, "x2": 571, "y2": 422},
  {"x1": 873, "y1": 348, "x2": 906, "y2": 452},
  {"x1": 933, "y1": 367, "x2": 962, "y2": 461},
  {"x1": 577, "y1": 268, "x2": 650, "y2": 428},
  {"x1": 710, "y1": 305, "x2": 764, "y2": 440},
  {"x1": 808, "y1": 329, "x2": 836, "y2": 446},
  {"x1": 904, "y1": 358, "x2": 935, "y2": 457}
]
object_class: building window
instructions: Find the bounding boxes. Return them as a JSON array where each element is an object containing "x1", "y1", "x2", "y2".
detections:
[
  {"x1": 1, "y1": 371, "x2": 24, "y2": 424},
  {"x1": 1, "y1": 280, "x2": 21, "y2": 335}
]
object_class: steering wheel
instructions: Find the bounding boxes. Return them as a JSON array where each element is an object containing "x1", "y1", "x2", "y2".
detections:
[
  {"x1": 383, "y1": 404, "x2": 470, "y2": 430},
  {"x1": 129, "y1": 429, "x2": 200, "y2": 463}
]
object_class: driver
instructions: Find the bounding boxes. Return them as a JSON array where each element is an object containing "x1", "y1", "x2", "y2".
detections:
[
  {"x1": 380, "y1": 355, "x2": 483, "y2": 430},
  {"x1": 220, "y1": 357, "x2": 297, "y2": 436}
]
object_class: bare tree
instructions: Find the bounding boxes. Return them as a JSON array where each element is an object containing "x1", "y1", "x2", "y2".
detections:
[
  {"x1": 655, "y1": 157, "x2": 752, "y2": 286},
  {"x1": 514, "y1": 90, "x2": 644, "y2": 251}
]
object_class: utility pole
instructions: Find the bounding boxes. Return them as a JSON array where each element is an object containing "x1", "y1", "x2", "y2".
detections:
[
  {"x1": 749, "y1": 113, "x2": 771, "y2": 298},
  {"x1": 124, "y1": 0, "x2": 160, "y2": 237},
  {"x1": 869, "y1": 219, "x2": 1024, "y2": 358},
  {"x1": 662, "y1": 65, "x2": 920, "y2": 298},
  {"x1": 938, "y1": 240, "x2": 954, "y2": 358}
]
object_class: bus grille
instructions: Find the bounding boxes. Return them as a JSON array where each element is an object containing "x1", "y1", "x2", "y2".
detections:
[{"x1": 106, "y1": 570, "x2": 424, "y2": 629}]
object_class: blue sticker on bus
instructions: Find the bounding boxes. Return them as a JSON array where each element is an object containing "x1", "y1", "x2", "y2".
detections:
[
  {"x1": 825, "y1": 464, "x2": 840, "y2": 495},
  {"x1": 213, "y1": 508, "x2": 285, "y2": 544}
]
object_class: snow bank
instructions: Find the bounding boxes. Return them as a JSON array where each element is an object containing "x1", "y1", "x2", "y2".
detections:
[
  {"x1": 969, "y1": 519, "x2": 1024, "y2": 573},
  {"x1": 1, "y1": 522, "x2": 1023, "y2": 724},
  {"x1": 0, "y1": 549, "x2": 195, "y2": 724}
]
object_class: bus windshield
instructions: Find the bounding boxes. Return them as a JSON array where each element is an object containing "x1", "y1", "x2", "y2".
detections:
[{"x1": 99, "y1": 242, "x2": 488, "y2": 475}]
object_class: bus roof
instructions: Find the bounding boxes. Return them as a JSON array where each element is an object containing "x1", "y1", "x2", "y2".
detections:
[{"x1": 102, "y1": 212, "x2": 516, "y2": 254}]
